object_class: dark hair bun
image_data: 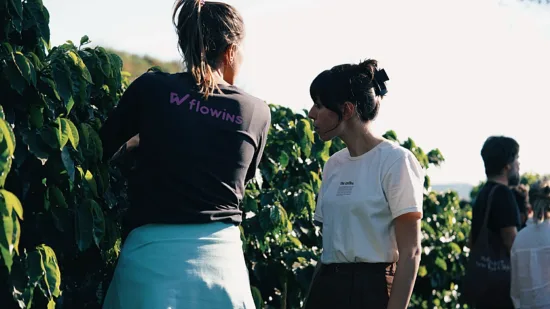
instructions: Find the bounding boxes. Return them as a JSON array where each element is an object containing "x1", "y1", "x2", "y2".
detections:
[
  {"x1": 356, "y1": 59, "x2": 377, "y2": 83},
  {"x1": 309, "y1": 58, "x2": 388, "y2": 122}
]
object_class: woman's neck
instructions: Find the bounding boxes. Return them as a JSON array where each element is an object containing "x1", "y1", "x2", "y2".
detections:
[{"x1": 339, "y1": 121, "x2": 383, "y2": 157}]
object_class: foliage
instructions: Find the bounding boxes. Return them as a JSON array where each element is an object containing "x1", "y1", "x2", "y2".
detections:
[
  {"x1": 1, "y1": 1, "x2": 537, "y2": 309},
  {"x1": 0, "y1": 1, "x2": 131, "y2": 308}
]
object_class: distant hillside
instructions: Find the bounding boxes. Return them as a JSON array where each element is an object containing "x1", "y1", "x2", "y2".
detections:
[
  {"x1": 431, "y1": 183, "x2": 475, "y2": 201},
  {"x1": 106, "y1": 48, "x2": 183, "y2": 81}
]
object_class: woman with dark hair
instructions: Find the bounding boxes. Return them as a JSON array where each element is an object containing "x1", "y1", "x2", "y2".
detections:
[
  {"x1": 100, "y1": 0, "x2": 270, "y2": 308},
  {"x1": 304, "y1": 59, "x2": 425, "y2": 309},
  {"x1": 511, "y1": 178, "x2": 550, "y2": 309}
]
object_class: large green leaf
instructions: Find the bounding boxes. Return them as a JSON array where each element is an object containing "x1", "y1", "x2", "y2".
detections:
[
  {"x1": 0, "y1": 117, "x2": 15, "y2": 158},
  {"x1": 79, "y1": 123, "x2": 102, "y2": 163},
  {"x1": 296, "y1": 187, "x2": 316, "y2": 218},
  {"x1": 84, "y1": 170, "x2": 98, "y2": 198},
  {"x1": 296, "y1": 119, "x2": 314, "y2": 157},
  {"x1": 54, "y1": 117, "x2": 79, "y2": 150},
  {"x1": 79, "y1": 35, "x2": 90, "y2": 47},
  {"x1": 48, "y1": 186, "x2": 68, "y2": 209},
  {"x1": 96, "y1": 47, "x2": 112, "y2": 78},
  {"x1": 0, "y1": 118, "x2": 16, "y2": 187},
  {"x1": 39, "y1": 76, "x2": 61, "y2": 101},
  {"x1": 278, "y1": 150, "x2": 290, "y2": 169},
  {"x1": 75, "y1": 199, "x2": 105, "y2": 251},
  {"x1": 0, "y1": 211, "x2": 14, "y2": 272},
  {"x1": 0, "y1": 189, "x2": 23, "y2": 272},
  {"x1": 14, "y1": 52, "x2": 37, "y2": 87},
  {"x1": 27, "y1": 244, "x2": 61, "y2": 299},
  {"x1": 259, "y1": 204, "x2": 289, "y2": 233},
  {"x1": 4, "y1": 59, "x2": 27, "y2": 95},
  {"x1": 313, "y1": 138, "x2": 331, "y2": 163},
  {"x1": 435, "y1": 257, "x2": 448, "y2": 271},
  {"x1": 21, "y1": 126, "x2": 50, "y2": 164},
  {"x1": 26, "y1": 52, "x2": 44, "y2": 70},
  {"x1": 61, "y1": 147, "x2": 75, "y2": 182},
  {"x1": 1, "y1": 189, "x2": 23, "y2": 220},
  {"x1": 67, "y1": 50, "x2": 93, "y2": 84},
  {"x1": 51, "y1": 60, "x2": 73, "y2": 104},
  {"x1": 89, "y1": 199, "x2": 105, "y2": 247}
]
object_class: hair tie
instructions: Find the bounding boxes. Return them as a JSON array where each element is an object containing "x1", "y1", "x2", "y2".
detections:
[
  {"x1": 373, "y1": 68, "x2": 389, "y2": 96},
  {"x1": 199, "y1": 0, "x2": 206, "y2": 6}
]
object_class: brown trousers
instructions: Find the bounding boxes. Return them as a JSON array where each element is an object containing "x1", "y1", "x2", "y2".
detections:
[{"x1": 304, "y1": 262, "x2": 395, "y2": 309}]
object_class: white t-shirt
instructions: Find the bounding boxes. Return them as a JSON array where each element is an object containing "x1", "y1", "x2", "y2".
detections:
[
  {"x1": 314, "y1": 139, "x2": 425, "y2": 264},
  {"x1": 510, "y1": 220, "x2": 550, "y2": 309}
]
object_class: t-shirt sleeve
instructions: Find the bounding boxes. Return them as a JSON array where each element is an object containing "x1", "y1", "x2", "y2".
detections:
[
  {"x1": 491, "y1": 186, "x2": 521, "y2": 229},
  {"x1": 382, "y1": 151, "x2": 425, "y2": 219},
  {"x1": 314, "y1": 159, "x2": 334, "y2": 223},
  {"x1": 313, "y1": 184, "x2": 324, "y2": 223},
  {"x1": 99, "y1": 73, "x2": 148, "y2": 162}
]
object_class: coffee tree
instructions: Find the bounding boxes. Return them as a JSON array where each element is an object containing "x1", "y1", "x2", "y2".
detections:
[{"x1": 1, "y1": 0, "x2": 131, "y2": 308}]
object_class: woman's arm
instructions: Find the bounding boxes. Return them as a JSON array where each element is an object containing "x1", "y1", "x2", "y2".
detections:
[{"x1": 387, "y1": 211, "x2": 422, "y2": 309}]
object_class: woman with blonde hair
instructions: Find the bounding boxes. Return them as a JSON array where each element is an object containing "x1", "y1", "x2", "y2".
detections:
[
  {"x1": 100, "y1": 0, "x2": 270, "y2": 308},
  {"x1": 510, "y1": 178, "x2": 550, "y2": 309}
]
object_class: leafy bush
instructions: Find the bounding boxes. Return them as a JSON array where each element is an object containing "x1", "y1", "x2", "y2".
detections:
[{"x1": 0, "y1": 1, "x2": 130, "y2": 308}]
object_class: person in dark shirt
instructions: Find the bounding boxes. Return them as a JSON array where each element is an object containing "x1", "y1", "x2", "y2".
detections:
[
  {"x1": 100, "y1": 1, "x2": 270, "y2": 308},
  {"x1": 467, "y1": 136, "x2": 521, "y2": 309}
]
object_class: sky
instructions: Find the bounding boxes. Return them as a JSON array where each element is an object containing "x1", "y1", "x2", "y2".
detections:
[{"x1": 44, "y1": 0, "x2": 550, "y2": 185}]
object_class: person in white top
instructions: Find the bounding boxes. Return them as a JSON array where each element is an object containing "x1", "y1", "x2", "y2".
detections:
[
  {"x1": 511, "y1": 178, "x2": 550, "y2": 309},
  {"x1": 304, "y1": 59, "x2": 425, "y2": 309}
]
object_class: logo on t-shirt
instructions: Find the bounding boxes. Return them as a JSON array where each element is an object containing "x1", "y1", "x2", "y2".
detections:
[
  {"x1": 337, "y1": 181, "x2": 354, "y2": 196},
  {"x1": 170, "y1": 92, "x2": 244, "y2": 124}
]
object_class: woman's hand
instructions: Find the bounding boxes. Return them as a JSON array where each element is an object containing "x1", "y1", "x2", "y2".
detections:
[
  {"x1": 387, "y1": 211, "x2": 422, "y2": 309},
  {"x1": 126, "y1": 134, "x2": 140, "y2": 151},
  {"x1": 111, "y1": 134, "x2": 140, "y2": 162}
]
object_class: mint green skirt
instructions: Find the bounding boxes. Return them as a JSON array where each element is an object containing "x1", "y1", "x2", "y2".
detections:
[{"x1": 102, "y1": 222, "x2": 255, "y2": 309}]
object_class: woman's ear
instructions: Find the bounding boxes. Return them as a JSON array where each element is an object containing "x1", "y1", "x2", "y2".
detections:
[
  {"x1": 224, "y1": 44, "x2": 237, "y2": 67},
  {"x1": 342, "y1": 102, "x2": 356, "y2": 121}
]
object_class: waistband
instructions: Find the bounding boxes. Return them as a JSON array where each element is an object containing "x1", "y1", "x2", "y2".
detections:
[{"x1": 321, "y1": 262, "x2": 396, "y2": 275}]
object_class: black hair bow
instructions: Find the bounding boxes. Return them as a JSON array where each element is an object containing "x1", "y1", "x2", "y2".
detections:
[{"x1": 373, "y1": 69, "x2": 390, "y2": 96}]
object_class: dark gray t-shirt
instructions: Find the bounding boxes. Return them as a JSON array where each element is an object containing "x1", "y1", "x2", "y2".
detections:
[
  {"x1": 99, "y1": 71, "x2": 270, "y2": 233},
  {"x1": 471, "y1": 181, "x2": 521, "y2": 246}
]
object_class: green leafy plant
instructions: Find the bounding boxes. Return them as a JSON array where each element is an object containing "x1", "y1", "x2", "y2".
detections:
[{"x1": 1, "y1": 1, "x2": 131, "y2": 307}]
